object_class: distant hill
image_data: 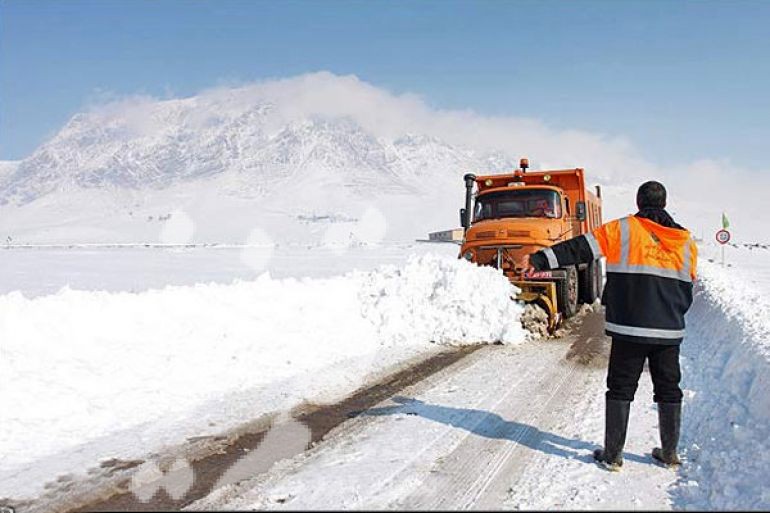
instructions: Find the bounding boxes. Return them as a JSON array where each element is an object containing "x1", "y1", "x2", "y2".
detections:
[{"x1": 0, "y1": 78, "x2": 518, "y2": 244}]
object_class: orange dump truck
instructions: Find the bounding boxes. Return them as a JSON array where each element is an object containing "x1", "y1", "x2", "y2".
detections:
[{"x1": 459, "y1": 158, "x2": 603, "y2": 330}]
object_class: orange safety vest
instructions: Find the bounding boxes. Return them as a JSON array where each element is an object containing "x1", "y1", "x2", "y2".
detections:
[{"x1": 589, "y1": 216, "x2": 697, "y2": 283}]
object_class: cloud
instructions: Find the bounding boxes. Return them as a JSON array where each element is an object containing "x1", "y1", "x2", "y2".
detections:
[
  {"x1": 203, "y1": 73, "x2": 770, "y2": 241},
  {"x1": 190, "y1": 73, "x2": 650, "y2": 183}
]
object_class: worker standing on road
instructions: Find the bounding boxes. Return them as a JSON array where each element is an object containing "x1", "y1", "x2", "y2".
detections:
[{"x1": 526, "y1": 181, "x2": 697, "y2": 471}]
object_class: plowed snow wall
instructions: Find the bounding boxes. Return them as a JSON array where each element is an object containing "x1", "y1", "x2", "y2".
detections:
[{"x1": 676, "y1": 263, "x2": 770, "y2": 509}]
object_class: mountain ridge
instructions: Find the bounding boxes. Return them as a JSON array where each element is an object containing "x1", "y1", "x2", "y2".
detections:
[
  {"x1": 0, "y1": 90, "x2": 518, "y2": 206},
  {"x1": 0, "y1": 81, "x2": 523, "y2": 243}
]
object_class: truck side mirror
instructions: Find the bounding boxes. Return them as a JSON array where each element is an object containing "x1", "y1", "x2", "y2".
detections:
[
  {"x1": 460, "y1": 208, "x2": 468, "y2": 228},
  {"x1": 576, "y1": 201, "x2": 587, "y2": 221}
]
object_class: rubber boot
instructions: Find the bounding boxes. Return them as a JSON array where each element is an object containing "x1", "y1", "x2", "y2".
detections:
[
  {"x1": 652, "y1": 402, "x2": 681, "y2": 466},
  {"x1": 593, "y1": 399, "x2": 631, "y2": 471}
]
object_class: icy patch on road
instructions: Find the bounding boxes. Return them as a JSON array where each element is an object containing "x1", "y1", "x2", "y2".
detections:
[
  {"x1": 0, "y1": 253, "x2": 526, "y2": 499},
  {"x1": 676, "y1": 259, "x2": 770, "y2": 510}
]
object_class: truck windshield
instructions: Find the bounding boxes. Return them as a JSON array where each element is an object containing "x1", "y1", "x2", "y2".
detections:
[{"x1": 474, "y1": 189, "x2": 562, "y2": 221}]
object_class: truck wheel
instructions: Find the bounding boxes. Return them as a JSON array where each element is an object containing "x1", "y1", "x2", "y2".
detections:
[
  {"x1": 558, "y1": 266, "x2": 579, "y2": 318},
  {"x1": 579, "y1": 259, "x2": 600, "y2": 304}
]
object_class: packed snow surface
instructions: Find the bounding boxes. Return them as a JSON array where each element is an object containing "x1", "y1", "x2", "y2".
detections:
[
  {"x1": 190, "y1": 309, "x2": 678, "y2": 511},
  {"x1": 0, "y1": 253, "x2": 527, "y2": 498}
]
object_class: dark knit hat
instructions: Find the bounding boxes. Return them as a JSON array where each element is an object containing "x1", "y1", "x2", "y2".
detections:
[{"x1": 637, "y1": 181, "x2": 667, "y2": 209}]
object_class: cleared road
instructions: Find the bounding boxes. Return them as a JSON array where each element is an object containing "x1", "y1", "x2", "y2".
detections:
[{"x1": 188, "y1": 311, "x2": 678, "y2": 510}]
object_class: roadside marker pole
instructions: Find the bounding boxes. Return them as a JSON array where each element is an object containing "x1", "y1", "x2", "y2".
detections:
[{"x1": 716, "y1": 228, "x2": 730, "y2": 267}]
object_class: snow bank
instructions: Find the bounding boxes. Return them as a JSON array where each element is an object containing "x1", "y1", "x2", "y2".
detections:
[
  {"x1": 359, "y1": 255, "x2": 526, "y2": 346},
  {"x1": 677, "y1": 258, "x2": 770, "y2": 509},
  {"x1": 0, "y1": 254, "x2": 526, "y2": 497}
]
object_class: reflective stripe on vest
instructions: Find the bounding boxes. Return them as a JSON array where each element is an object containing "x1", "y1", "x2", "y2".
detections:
[
  {"x1": 605, "y1": 321, "x2": 685, "y2": 339},
  {"x1": 682, "y1": 239, "x2": 693, "y2": 280},
  {"x1": 584, "y1": 232, "x2": 603, "y2": 260},
  {"x1": 619, "y1": 216, "x2": 630, "y2": 266},
  {"x1": 605, "y1": 217, "x2": 693, "y2": 283},
  {"x1": 543, "y1": 247, "x2": 559, "y2": 269}
]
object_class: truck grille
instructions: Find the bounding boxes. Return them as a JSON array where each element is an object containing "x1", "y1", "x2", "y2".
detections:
[
  {"x1": 476, "y1": 231, "x2": 497, "y2": 239},
  {"x1": 507, "y1": 230, "x2": 531, "y2": 237}
]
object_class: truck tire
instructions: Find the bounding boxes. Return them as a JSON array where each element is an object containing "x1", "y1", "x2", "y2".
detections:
[
  {"x1": 579, "y1": 259, "x2": 600, "y2": 304},
  {"x1": 558, "y1": 266, "x2": 579, "y2": 318}
]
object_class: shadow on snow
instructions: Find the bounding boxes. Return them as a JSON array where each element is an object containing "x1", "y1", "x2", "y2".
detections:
[{"x1": 362, "y1": 396, "x2": 648, "y2": 465}]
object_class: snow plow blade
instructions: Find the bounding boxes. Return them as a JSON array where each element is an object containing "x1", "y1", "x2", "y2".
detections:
[{"x1": 513, "y1": 280, "x2": 561, "y2": 334}]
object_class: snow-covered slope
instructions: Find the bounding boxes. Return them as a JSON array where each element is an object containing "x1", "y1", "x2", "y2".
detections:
[
  {"x1": 0, "y1": 80, "x2": 522, "y2": 245},
  {"x1": 1, "y1": 111, "x2": 492, "y2": 202},
  {"x1": 0, "y1": 161, "x2": 19, "y2": 182}
]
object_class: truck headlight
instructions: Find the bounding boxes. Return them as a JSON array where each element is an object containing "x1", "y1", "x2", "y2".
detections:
[{"x1": 463, "y1": 250, "x2": 474, "y2": 261}]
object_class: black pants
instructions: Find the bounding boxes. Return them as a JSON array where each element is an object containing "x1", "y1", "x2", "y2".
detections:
[{"x1": 606, "y1": 338, "x2": 683, "y2": 404}]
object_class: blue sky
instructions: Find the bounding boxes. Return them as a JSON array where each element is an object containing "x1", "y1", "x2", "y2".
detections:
[{"x1": 1, "y1": 0, "x2": 769, "y2": 169}]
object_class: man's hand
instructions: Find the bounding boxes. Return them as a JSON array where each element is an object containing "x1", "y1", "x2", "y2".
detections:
[{"x1": 521, "y1": 254, "x2": 537, "y2": 277}]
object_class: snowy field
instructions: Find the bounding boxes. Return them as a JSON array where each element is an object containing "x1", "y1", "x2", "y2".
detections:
[
  {"x1": 2, "y1": 240, "x2": 770, "y2": 509},
  {"x1": 0, "y1": 242, "x2": 458, "y2": 297},
  {"x1": 0, "y1": 247, "x2": 528, "y2": 500}
]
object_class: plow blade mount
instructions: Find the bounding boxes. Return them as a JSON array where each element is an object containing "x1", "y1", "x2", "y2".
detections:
[{"x1": 513, "y1": 280, "x2": 561, "y2": 334}]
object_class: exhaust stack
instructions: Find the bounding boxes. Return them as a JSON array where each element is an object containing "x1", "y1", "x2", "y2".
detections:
[{"x1": 463, "y1": 173, "x2": 476, "y2": 232}]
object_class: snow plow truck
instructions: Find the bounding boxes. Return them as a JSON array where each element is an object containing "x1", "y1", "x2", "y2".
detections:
[{"x1": 459, "y1": 158, "x2": 603, "y2": 332}]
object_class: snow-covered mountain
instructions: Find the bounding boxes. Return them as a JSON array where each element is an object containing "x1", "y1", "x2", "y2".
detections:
[
  {"x1": 0, "y1": 160, "x2": 19, "y2": 183},
  {"x1": 3, "y1": 73, "x2": 768, "y2": 243},
  {"x1": 0, "y1": 83, "x2": 525, "y2": 244},
  {"x1": 0, "y1": 96, "x2": 513, "y2": 205}
]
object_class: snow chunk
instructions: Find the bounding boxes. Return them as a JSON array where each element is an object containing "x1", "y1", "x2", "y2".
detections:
[{"x1": 358, "y1": 254, "x2": 526, "y2": 346}]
